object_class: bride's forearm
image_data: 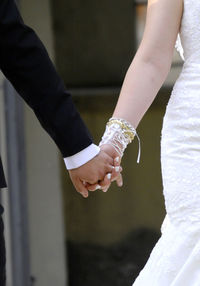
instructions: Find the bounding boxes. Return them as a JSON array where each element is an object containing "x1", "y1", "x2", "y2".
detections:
[
  {"x1": 100, "y1": 0, "x2": 181, "y2": 162},
  {"x1": 113, "y1": 55, "x2": 171, "y2": 129},
  {"x1": 99, "y1": 55, "x2": 171, "y2": 161}
]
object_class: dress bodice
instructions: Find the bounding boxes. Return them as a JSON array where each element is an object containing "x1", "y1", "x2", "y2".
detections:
[{"x1": 176, "y1": 0, "x2": 200, "y2": 63}]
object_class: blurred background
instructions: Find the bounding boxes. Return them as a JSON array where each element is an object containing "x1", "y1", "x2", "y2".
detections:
[{"x1": 0, "y1": 0, "x2": 183, "y2": 285}]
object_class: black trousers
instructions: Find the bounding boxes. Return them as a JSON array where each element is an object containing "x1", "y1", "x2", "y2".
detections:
[{"x1": 0, "y1": 205, "x2": 6, "y2": 286}]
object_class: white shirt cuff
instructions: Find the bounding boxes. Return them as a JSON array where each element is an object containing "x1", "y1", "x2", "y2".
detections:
[{"x1": 64, "y1": 144, "x2": 100, "y2": 170}]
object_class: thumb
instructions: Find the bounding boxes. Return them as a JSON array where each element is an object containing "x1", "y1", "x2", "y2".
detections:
[{"x1": 74, "y1": 178, "x2": 89, "y2": 198}]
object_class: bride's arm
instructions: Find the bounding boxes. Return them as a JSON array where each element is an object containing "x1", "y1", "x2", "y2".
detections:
[
  {"x1": 96, "y1": 0, "x2": 183, "y2": 191},
  {"x1": 113, "y1": 0, "x2": 183, "y2": 129}
]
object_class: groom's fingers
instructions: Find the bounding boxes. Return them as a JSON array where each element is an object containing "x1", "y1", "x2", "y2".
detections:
[
  {"x1": 86, "y1": 183, "x2": 102, "y2": 192},
  {"x1": 73, "y1": 178, "x2": 89, "y2": 198},
  {"x1": 114, "y1": 156, "x2": 121, "y2": 166},
  {"x1": 69, "y1": 155, "x2": 122, "y2": 195},
  {"x1": 85, "y1": 162, "x2": 114, "y2": 191},
  {"x1": 78, "y1": 180, "x2": 89, "y2": 198},
  {"x1": 86, "y1": 173, "x2": 112, "y2": 192}
]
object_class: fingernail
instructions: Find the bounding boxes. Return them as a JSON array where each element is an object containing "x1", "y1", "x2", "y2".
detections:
[
  {"x1": 115, "y1": 157, "x2": 120, "y2": 163},
  {"x1": 107, "y1": 173, "x2": 111, "y2": 180},
  {"x1": 95, "y1": 185, "x2": 101, "y2": 190},
  {"x1": 115, "y1": 166, "x2": 120, "y2": 172},
  {"x1": 102, "y1": 187, "x2": 108, "y2": 192},
  {"x1": 83, "y1": 192, "x2": 88, "y2": 198}
]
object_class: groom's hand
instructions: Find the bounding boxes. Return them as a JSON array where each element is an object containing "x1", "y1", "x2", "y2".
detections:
[{"x1": 69, "y1": 150, "x2": 114, "y2": 198}]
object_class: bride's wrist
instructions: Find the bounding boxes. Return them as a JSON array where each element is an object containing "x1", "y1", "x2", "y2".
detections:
[{"x1": 99, "y1": 117, "x2": 141, "y2": 163}]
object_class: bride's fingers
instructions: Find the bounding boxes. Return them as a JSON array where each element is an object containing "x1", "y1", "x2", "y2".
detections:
[
  {"x1": 99, "y1": 173, "x2": 112, "y2": 192},
  {"x1": 111, "y1": 156, "x2": 122, "y2": 181},
  {"x1": 101, "y1": 171, "x2": 123, "y2": 192},
  {"x1": 114, "y1": 156, "x2": 121, "y2": 166},
  {"x1": 116, "y1": 173, "x2": 123, "y2": 187},
  {"x1": 111, "y1": 165, "x2": 123, "y2": 182},
  {"x1": 99, "y1": 164, "x2": 123, "y2": 192}
]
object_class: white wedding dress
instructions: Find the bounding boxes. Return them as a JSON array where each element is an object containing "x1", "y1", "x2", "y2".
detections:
[{"x1": 133, "y1": 0, "x2": 200, "y2": 285}]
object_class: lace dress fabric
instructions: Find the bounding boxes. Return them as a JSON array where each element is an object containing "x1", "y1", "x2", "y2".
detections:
[{"x1": 133, "y1": 0, "x2": 200, "y2": 285}]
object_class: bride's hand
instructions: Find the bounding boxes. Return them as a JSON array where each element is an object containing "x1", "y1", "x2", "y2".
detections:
[
  {"x1": 99, "y1": 156, "x2": 123, "y2": 193},
  {"x1": 99, "y1": 144, "x2": 123, "y2": 191},
  {"x1": 86, "y1": 144, "x2": 123, "y2": 193}
]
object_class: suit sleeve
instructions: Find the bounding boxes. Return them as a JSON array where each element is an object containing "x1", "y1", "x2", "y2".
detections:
[{"x1": 0, "y1": 0, "x2": 93, "y2": 157}]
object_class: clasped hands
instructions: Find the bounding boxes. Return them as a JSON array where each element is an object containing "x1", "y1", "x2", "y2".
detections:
[{"x1": 69, "y1": 144, "x2": 122, "y2": 198}]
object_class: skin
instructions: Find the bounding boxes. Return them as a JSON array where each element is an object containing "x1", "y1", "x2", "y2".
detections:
[
  {"x1": 113, "y1": 0, "x2": 183, "y2": 129},
  {"x1": 70, "y1": 0, "x2": 183, "y2": 197},
  {"x1": 69, "y1": 145, "x2": 122, "y2": 198},
  {"x1": 86, "y1": 144, "x2": 123, "y2": 193}
]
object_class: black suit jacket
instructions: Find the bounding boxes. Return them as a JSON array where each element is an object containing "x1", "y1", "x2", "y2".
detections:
[{"x1": 0, "y1": 0, "x2": 93, "y2": 188}]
